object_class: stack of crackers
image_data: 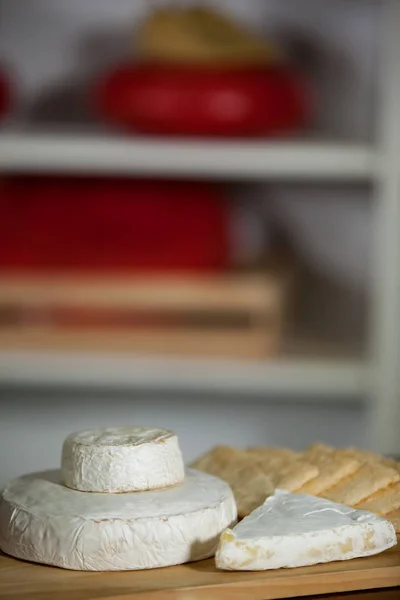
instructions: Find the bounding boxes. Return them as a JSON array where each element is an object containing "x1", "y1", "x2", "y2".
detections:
[{"x1": 190, "y1": 443, "x2": 400, "y2": 532}]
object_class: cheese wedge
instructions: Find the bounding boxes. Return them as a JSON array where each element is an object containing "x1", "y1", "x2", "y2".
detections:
[
  {"x1": 215, "y1": 489, "x2": 396, "y2": 571},
  {"x1": 0, "y1": 468, "x2": 236, "y2": 571},
  {"x1": 61, "y1": 426, "x2": 184, "y2": 493}
]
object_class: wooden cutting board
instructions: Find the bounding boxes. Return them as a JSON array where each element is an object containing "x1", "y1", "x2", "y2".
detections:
[{"x1": 1, "y1": 545, "x2": 400, "y2": 600}]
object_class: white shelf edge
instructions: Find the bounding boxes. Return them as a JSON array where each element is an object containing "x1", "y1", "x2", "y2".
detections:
[
  {"x1": 0, "y1": 351, "x2": 367, "y2": 398},
  {"x1": 0, "y1": 133, "x2": 376, "y2": 180}
]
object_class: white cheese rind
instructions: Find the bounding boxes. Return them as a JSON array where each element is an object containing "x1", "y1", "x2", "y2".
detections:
[
  {"x1": 0, "y1": 468, "x2": 236, "y2": 571},
  {"x1": 216, "y1": 489, "x2": 397, "y2": 571},
  {"x1": 61, "y1": 426, "x2": 185, "y2": 492}
]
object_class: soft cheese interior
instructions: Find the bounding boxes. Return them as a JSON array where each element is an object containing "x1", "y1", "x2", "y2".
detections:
[{"x1": 216, "y1": 489, "x2": 397, "y2": 571}]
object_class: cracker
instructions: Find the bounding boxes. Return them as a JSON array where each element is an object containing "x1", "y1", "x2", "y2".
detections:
[
  {"x1": 342, "y1": 446, "x2": 384, "y2": 464},
  {"x1": 234, "y1": 471, "x2": 274, "y2": 518},
  {"x1": 356, "y1": 481, "x2": 400, "y2": 516},
  {"x1": 302, "y1": 442, "x2": 335, "y2": 457},
  {"x1": 342, "y1": 446, "x2": 400, "y2": 473},
  {"x1": 386, "y1": 508, "x2": 400, "y2": 534},
  {"x1": 380, "y1": 457, "x2": 400, "y2": 471},
  {"x1": 190, "y1": 445, "x2": 255, "y2": 482},
  {"x1": 190, "y1": 445, "x2": 273, "y2": 517},
  {"x1": 273, "y1": 458, "x2": 319, "y2": 491},
  {"x1": 248, "y1": 448, "x2": 318, "y2": 491},
  {"x1": 190, "y1": 445, "x2": 234, "y2": 473},
  {"x1": 322, "y1": 461, "x2": 400, "y2": 506},
  {"x1": 233, "y1": 460, "x2": 274, "y2": 518},
  {"x1": 296, "y1": 450, "x2": 360, "y2": 496},
  {"x1": 247, "y1": 446, "x2": 299, "y2": 460}
]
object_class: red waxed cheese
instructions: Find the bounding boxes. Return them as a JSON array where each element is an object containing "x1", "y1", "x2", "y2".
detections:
[
  {"x1": 94, "y1": 64, "x2": 309, "y2": 137},
  {"x1": 0, "y1": 178, "x2": 230, "y2": 273}
]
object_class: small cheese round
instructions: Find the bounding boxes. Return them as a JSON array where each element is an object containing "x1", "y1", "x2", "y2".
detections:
[
  {"x1": 0, "y1": 468, "x2": 237, "y2": 571},
  {"x1": 61, "y1": 426, "x2": 185, "y2": 492}
]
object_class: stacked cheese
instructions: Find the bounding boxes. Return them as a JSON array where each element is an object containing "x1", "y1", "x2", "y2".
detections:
[
  {"x1": 191, "y1": 442, "x2": 400, "y2": 531},
  {"x1": 0, "y1": 427, "x2": 236, "y2": 571},
  {"x1": 61, "y1": 427, "x2": 185, "y2": 493}
]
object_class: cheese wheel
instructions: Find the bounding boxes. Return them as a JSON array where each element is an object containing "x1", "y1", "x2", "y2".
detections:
[
  {"x1": 61, "y1": 427, "x2": 185, "y2": 492},
  {"x1": 0, "y1": 468, "x2": 236, "y2": 571}
]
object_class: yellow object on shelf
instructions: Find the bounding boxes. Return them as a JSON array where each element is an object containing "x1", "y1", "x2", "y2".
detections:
[{"x1": 136, "y1": 6, "x2": 279, "y2": 68}]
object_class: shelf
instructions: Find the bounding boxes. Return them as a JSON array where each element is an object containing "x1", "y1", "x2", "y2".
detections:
[
  {"x1": 0, "y1": 270, "x2": 367, "y2": 398},
  {"x1": 0, "y1": 132, "x2": 376, "y2": 180},
  {"x1": 0, "y1": 350, "x2": 366, "y2": 398}
]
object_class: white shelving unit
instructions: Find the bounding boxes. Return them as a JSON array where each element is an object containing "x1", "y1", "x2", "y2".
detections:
[
  {"x1": 1, "y1": 1, "x2": 400, "y2": 453},
  {"x1": 0, "y1": 133, "x2": 374, "y2": 180},
  {"x1": 0, "y1": 352, "x2": 366, "y2": 398}
]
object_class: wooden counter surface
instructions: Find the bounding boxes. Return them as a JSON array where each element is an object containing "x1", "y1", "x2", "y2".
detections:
[{"x1": 1, "y1": 544, "x2": 400, "y2": 600}]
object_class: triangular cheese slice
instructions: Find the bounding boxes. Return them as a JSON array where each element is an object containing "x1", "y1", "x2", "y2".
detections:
[{"x1": 215, "y1": 489, "x2": 397, "y2": 571}]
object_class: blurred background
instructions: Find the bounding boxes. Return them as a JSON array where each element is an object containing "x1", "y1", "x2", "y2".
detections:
[{"x1": 1, "y1": 0, "x2": 398, "y2": 484}]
